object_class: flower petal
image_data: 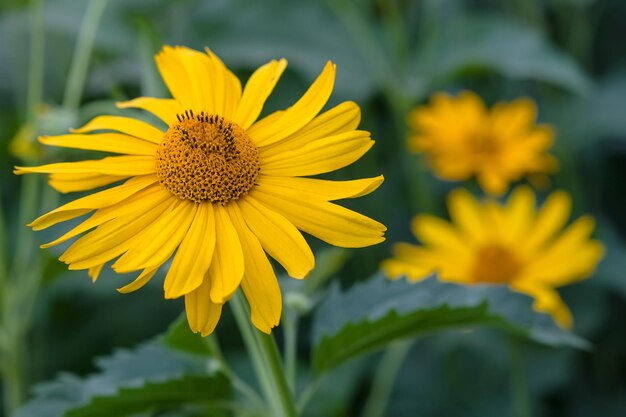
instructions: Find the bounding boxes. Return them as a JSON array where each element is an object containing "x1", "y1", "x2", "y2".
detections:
[
  {"x1": 258, "y1": 101, "x2": 361, "y2": 154},
  {"x1": 260, "y1": 130, "x2": 373, "y2": 177},
  {"x1": 185, "y1": 278, "x2": 223, "y2": 336},
  {"x1": 248, "y1": 61, "x2": 336, "y2": 146},
  {"x1": 41, "y1": 184, "x2": 172, "y2": 248},
  {"x1": 116, "y1": 97, "x2": 182, "y2": 126},
  {"x1": 208, "y1": 205, "x2": 245, "y2": 303},
  {"x1": 39, "y1": 133, "x2": 157, "y2": 156},
  {"x1": 257, "y1": 175, "x2": 384, "y2": 201},
  {"x1": 250, "y1": 185, "x2": 385, "y2": 248},
  {"x1": 234, "y1": 59, "x2": 287, "y2": 129},
  {"x1": 48, "y1": 173, "x2": 128, "y2": 193},
  {"x1": 227, "y1": 204, "x2": 281, "y2": 333},
  {"x1": 71, "y1": 116, "x2": 164, "y2": 143},
  {"x1": 15, "y1": 155, "x2": 156, "y2": 176},
  {"x1": 164, "y1": 203, "x2": 216, "y2": 299},
  {"x1": 117, "y1": 265, "x2": 161, "y2": 294},
  {"x1": 112, "y1": 200, "x2": 196, "y2": 273},
  {"x1": 511, "y1": 281, "x2": 573, "y2": 329},
  {"x1": 521, "y1": 191, "x2": 572, "y2": 253},
  {"x1": 238, "y1": 196, "x2": 314, "y2": 279},
  {"x1": 28, "y1": 175, "x2": 158, "y2": 230}
]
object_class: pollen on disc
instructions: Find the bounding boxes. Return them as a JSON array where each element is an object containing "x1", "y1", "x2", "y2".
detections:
[{"x1": 155, "y1": 111, "x2": 260, "y2": 204}]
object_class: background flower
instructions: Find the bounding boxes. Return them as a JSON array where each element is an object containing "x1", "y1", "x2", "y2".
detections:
[
  {"x1": 382, "y1": 187, "x2": 604, "y2": 328},
  {"x1": 408, "y1": 92, "x2": 557, "y2": 195}
]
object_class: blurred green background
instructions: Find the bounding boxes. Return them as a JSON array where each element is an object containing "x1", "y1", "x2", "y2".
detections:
[{"x1": 1, "y1": 0, "x2": 626, "y2": 416}]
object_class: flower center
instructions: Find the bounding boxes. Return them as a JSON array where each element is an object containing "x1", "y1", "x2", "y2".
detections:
[
  {"x1": 469, "y1": 132, "x2": 499, "y2": 159},
  {"x1": 155, "y1": 111, "x2": 260, "y2": 204},
  {"x1": 471, "y1": 244, "x2": 521, "y2": 283}
]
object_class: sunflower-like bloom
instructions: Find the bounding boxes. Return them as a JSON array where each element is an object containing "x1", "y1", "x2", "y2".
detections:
[
  {"x1": 408, "y1": 91, "x2": 557, "y2": 195},
  {"x1": 381, "y1": 187, "x2": 603, "y2": 328},
  {"x1": 15, "y1": 46, "x2": 386, "y2": 335}
]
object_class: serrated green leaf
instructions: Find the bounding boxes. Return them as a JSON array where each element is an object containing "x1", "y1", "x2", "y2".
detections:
[
  {"x1": 15, "y1": 342, "x2": 229, "y2": 417},
  {"x1": 312, "y1": 275, "x2": 589, "y2": 373},
  {"x1": 415, "y1": 15, "x2": 591, "y2": 95}
]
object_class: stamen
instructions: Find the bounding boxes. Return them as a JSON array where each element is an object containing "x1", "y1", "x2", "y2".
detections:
[{"x1": 155, "y1": 112, "x2": 260, "y2": 204}]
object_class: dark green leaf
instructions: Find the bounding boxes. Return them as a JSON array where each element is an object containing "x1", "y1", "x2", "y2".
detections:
[
  {"x1": 415, "y1": 15, "x2": 592, "y2": 95},
  {"x1": 15, "y1": 342, "x2": 229, "y2": 417},
  {"x1": 312, "y1": 275, "x2": 589, "y2": 373}
]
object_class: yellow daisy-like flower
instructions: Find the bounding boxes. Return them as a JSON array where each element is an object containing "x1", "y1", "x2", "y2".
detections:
[
  {"x1": 15, "y1": 46, "x2": 386, "y2": 335},
  {"x1": 408, "y1": 91, "x2": 557, "y2": 195},
  {"x1": 381, "y1": 187, "x2": 603, "y2": 328}
]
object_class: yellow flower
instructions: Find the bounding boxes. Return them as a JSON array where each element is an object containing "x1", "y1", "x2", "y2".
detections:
[
  {"x1": 408, "y1": 91, "x2": 557, "y2": 195},
  {"x1": 15, "y1": 46, "x2": 386, "y2": 335},
  {"x1": 381, "y1": 187, "x2": 603, "y2": 328}
]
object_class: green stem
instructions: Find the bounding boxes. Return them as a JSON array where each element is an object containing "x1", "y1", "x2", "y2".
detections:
[
  {"x1": 255, "y1": 328, "x2": 297, "y2": 417},
  {"x1": 62, "y1": 0, "x2": 109, "y2": 110},
  {"x1": 296, "y1": 375, "x2": 325, "y2": 414},
  {"x1": 283, "y1": 310, "x2": 298, "y2": 393},
  {"x1": 204, "y1": 334, "x2": 266, "y2": 411},
  {"x1": 508, "y1": 337, "x2": 532, "y2": 417},
  {"x1": 361, "y1": 339, "x2": 413, "y2": 417},
  {"x1": 228, "y1": 291, "x2": 281, "y2": 413}
]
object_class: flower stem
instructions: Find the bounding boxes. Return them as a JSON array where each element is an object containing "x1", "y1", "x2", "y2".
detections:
[
  {"x1": 283, "y1": 310, "x2": 298, "y2": 393},
  {"x1": 361, "y1": 339, "x2": 413, "y2": 417},
  {"x1": 508, "y1": 337, "x2": 532, "y2": 417},
  {"x1": 230, "y1": 291, "x2": 297, "y2": 417},
  {"x1": 62, "y1": 0, "x2": 109, "y2": 110}
]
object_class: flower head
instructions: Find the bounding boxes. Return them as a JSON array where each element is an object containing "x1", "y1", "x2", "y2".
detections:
[
  {"x1": 381, "y1": 187, "x2": 603, "y2": 328},
  {"x1": 408, "y1": 91, "x2": 557, "y2": 195},
  {"x1": 15, "y1": 46, "x2": 386, "y2": 335}
]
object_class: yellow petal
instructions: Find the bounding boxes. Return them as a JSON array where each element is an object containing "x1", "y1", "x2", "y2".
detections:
[
  {"x1": 521, "y1": 190, "x2": 572, "y2": 253},
  {"x1": 204, "y1": 48, "x2": 243, "y2": 118},
  {"x1": 234, "y1": 59, "x2": 287, "y2": 129},
  {"x1": 511, "y1": 281, "x2": 573, "y2": 329},
  {"x1": 250, "y1": 185, "x2": 386, "y2": 248},
  {"x1": 238, "y1": 196, "x2": 314, "y2": 279},
  {"x1": 164, "y1": 203, "x2": 216, "y2": 299},
  {"x1": 411, "y1": 215, "x2": 471, "y2": 256},
  {"x1": 117, "y1": 97, "x2": 182, "y2": 126},
  {"x1": 258, "y1": 101, "x2": 361, "y2": 154},
  {"x1": 88, "y1": 263, "x2": 105, "y2": 282},
  {"x1": 260, "y1": 130, "x2": 373, "y2": 177},
  {"x1": 248, "y1": 61, "x2": 336, "y2": 147},
  {"x1": 447, "y1": 189, "x2": 487, "y2": 243},
  {"x1": 48, "y1": 173, "x2": 128, "y2": 193},
  {"x1": 501, "y1": 186, "x2": 535, "y2": 243},
  {"x1": 29, "y1": 175, "x2": 158, "y2": 230},
  {"x1": 117, "y1": 266, "x2": 161, "y2": 294},
  {"x1": 257, "y1": 175, "x2": 384, "y2": 201},
  {"x1": 39, "y1": 133, "x2": 157, "y2": 155},
  {"x1": 208, "y1": 205, "x2": 245, "y2": 303},
  {"x1": 41, "y1": 184, "x2": 171, "y2": 248},
  {"x1": 155, "y1": 46, "x2": 196, "y2": 110},
  {"x1": 71, "y1": 116, "x2": 164, "y2": 143},
  {"x1": 112, "y1": 201, "x2": 197, "y2": 273},
  {"x1": 15, "y1": 155, "x2": 156, "y2": 176},
  {"x1": 185, "y1": 278, "x2": 223, "y2": 336},
  {"x1": 61, "y1": 198, "x2": 172, "y2": 269},
  {"x1": 227, "y1": 204, "x2": 281, "y2": 333}
]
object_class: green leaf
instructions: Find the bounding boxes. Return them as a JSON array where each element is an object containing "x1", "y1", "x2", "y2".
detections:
[
  {"x1": 15, "y1": 341, "x2": 230, "y2": 417},
  {"x1": 312, "y1": 274, "x2": 589, "y2": 373},
  {"x1": 162, "y1": 313, "x2": 213, "y2": 356},
  {"x1": 415, "y1": 15, "x2": 592, "y2": 95}
]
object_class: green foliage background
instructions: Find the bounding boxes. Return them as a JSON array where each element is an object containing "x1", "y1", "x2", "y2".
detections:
[{"x1": 1, "y1": 0, "x2": 625, "y2": 416}]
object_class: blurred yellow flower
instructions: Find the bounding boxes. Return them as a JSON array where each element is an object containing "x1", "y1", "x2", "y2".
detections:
[
  {"x1": 14, "y1": 45, "x2": 386, "y2": 336},
  {"x1": 381, "y1": 187, "x2": 603, "y2": 328},
  {"x1": 408, "y1": 91, "x2": 557, "y2": 195}
]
